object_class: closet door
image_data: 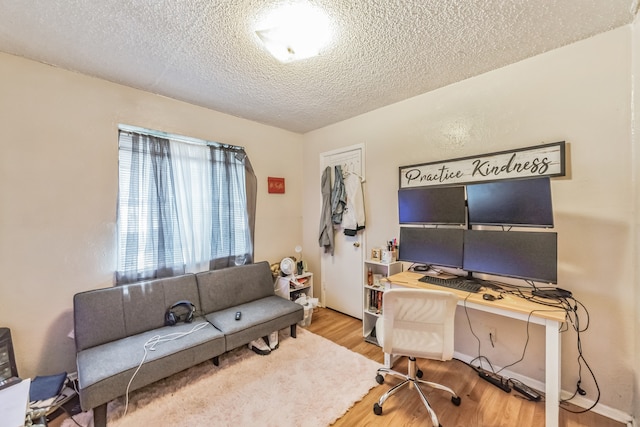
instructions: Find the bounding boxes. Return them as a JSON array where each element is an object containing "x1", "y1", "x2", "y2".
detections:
[{"x1": 320, "y1": 144, "x2": 365, "y2": 319}]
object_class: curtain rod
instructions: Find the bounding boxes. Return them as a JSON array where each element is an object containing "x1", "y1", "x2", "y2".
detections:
[{"x1": 118, "y1": 124, "x2": 244, "y2": 151}]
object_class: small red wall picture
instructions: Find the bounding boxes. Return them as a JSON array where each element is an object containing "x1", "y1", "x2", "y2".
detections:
[{"x1": 268, "y1": 177, "x2": 285, "y2": 194}]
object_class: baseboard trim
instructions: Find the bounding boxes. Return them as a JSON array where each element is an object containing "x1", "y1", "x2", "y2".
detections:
[{"x1": 453, "y1": 351, "x2": 634, "y2": 426}]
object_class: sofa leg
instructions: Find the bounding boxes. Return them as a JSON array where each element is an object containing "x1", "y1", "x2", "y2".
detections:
[
  {"x1": 290, "y1": 324, "x2": 297, "y2": 338},
  {"x1": 212, "y1": 356, "x2": 219, "y2": 366},
  {"x1": 93, "y1": 403, "x2": 107, "y2": 427}
]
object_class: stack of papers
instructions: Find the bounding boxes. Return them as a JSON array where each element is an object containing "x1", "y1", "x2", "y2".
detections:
[{"x1": 0, "y1": 378, "x2": 30, "y2": 427}]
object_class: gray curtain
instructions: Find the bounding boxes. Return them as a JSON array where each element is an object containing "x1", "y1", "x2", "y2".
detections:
[
  {"x1": 208, "y1": 146, "x2": 256, "y2": 270},
  {"x1": 117, "y1": 133, "x2": 185, "y2": 284},
  {"x1": 244, "y1": 153, "x2": 257, "y2": 261}
]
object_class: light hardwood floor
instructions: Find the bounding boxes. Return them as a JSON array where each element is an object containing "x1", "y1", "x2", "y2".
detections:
[
  {"x1": 51, "y1": 307, "x2": 623, "y2": 427},
  {"x1": 307, "y1": 307, "x2": 624, "y2": 427}
]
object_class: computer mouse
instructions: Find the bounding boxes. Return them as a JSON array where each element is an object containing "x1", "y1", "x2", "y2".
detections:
[{"x1": 482, "y1": 293, "x2": 496, "y2": 301}]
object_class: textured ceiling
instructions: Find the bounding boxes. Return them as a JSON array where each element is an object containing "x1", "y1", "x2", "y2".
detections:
[{"x1": 0, "y1": 1, "x2": 637, "y2": 133}]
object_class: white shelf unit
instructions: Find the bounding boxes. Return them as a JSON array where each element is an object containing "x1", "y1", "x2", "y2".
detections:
[
  {"x1": 285, "y1": 272, "x2": 314, "y2": 301},
  {"x1": 362, "y1": 260, "x2": 402, "y2": 346}
]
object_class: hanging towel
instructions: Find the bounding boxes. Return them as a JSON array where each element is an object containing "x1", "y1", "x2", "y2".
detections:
[
  {"x1": 318, "y1": 166, "x2": 335, "y2": 255},
  {"x1": 343, "y1": 173, "x2": 366, "y2": 236},
  {"x1": 331, "y1": 165, "x2": 346, "y2": 225}
]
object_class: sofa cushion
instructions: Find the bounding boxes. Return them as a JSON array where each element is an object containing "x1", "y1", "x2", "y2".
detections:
[
  {"x1": 74, "y1": 274, "x2": 201, "y2": 351},
  {"x1": 206, "y1": 295, "x2": 303, "y2": 350},
  {"x1": 123, "y1": 274, "x2": 201, "y2": 336},
  {"x1": 74, "y1": 287, "x2": 127, "y2": 352},
  {"x1": 76, "y1": 320, "x2": 225, "y2": 411},
  {"x1": 196, "y1": 261, "x2": 275, "y2": 314}
]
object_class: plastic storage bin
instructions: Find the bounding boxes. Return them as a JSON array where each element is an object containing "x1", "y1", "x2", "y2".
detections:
[
  {"x1": 295, "y1": 296, "x2": 318, "y2": 327},
  {"x1": 299, "y1": 304, "x2": 313, "y2": 327}
]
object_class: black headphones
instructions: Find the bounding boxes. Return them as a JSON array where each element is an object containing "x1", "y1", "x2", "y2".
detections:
[{"x1": 165, "y1": 300, "x2": 196, "y2": 326}]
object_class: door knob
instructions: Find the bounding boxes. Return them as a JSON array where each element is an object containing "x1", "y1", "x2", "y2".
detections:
[{"x1": 353, "y1": 242, "x2": 360, "y2": 247}]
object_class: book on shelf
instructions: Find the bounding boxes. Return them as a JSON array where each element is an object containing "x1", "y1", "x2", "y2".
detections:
[{"x1": 367, "y1": 289, "x2": 383, "y2": 314}]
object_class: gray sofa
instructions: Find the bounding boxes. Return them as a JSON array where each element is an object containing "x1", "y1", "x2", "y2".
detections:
[{"x1": 73, "y1": 261, "x2": 303, "y2": 427}]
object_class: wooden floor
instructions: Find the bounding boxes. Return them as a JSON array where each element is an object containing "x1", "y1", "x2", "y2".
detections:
[
  {"x1": 51, "y1": 307, "x2": 623, "y2": 427},
  {"x1": 307, "y1": 307, "x2": 624, "y2": 427}
]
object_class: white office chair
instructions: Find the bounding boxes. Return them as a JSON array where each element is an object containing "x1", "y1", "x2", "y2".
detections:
[{"x1": 373, "y1": 288, "x2": 461, "y2": 427}]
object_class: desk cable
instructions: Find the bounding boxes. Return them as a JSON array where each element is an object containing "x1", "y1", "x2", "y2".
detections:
[
  {"x1": 524, "y1": 292, "x2": 600, "y2": 413},
  {"x1": 58, "y1": 404, "x2": 84, "y2": 427},
  {"x1": 556, "y1": 296, "x2": 600, "y2": 413},
  {"x1": 462, "y1": 289, "x2": 600, "y2": 413},
  {"x1": 462, "y1": 293, "x2": 537, "y2": 374}
]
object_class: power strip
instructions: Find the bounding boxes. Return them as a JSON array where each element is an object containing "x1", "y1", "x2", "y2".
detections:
[
  {"x1": 510, "y1": 379, "x2": 542, "y2": 401},
  {"x1": 478, "y1": 370, "x2": 511, "y2": 393},
  {"x1": 531, "y1": 288, "x2": 572, "y2": 299}
]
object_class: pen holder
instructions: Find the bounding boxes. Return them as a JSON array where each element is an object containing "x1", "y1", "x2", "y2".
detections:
[{"x1": 381, "y1": 250, "x2": 396, "y2": 263}]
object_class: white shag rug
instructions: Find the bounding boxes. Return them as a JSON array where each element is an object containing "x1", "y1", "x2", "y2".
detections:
[{"x1": 63, "y1": 328, "x2": 382, "y2": 427}]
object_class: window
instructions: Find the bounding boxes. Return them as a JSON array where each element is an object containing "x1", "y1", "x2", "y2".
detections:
[{"x1": 116, "y1": 126, "x2": 256, "y2": 284}]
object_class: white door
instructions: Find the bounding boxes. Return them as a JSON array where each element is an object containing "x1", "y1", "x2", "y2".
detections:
[{"x1": 320, "y1": 144, "x2": 365, "y2": 319}]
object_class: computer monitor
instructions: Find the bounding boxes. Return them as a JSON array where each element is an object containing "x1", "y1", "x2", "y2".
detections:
[
  {"x1": 398, "y1": 186, "x2": 466, "y2": 225},
  {"x1": 463, "y1": 230, "x2": 558, "y2": 284},
  {"x1": 466, "y1": 177, "x2": 554, "y2": 228},
  {"x1": 398, "y1": 226, "x2": 465, "y2": 268}
]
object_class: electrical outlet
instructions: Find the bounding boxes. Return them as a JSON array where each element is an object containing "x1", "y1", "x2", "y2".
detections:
[
  {"x1": 488, "y1": 327, "x2": 497, "y2": 344},
  {"x1": 480, "y1": 323, "x2": 498, "y2": 345}
]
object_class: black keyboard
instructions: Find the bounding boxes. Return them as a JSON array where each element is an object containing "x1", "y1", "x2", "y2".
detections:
[{"x1": 418, "y1": 275, "x2": 483, "y2": 293}]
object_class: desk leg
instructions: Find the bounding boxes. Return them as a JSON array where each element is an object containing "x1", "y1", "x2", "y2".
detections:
[
  {"x1": 545, "y1": 320, "x2": 561, "y2": 427},
  {"x1": 384, "y1": 353, "x2": 401, "y2": 369}
]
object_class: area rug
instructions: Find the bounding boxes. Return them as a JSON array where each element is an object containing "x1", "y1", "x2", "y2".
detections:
[{"x1": 62, "y1": 328, "x2": 382, "y2": 427}]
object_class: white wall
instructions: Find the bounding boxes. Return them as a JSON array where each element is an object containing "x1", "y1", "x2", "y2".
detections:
[
  {"x1": 632, "y1": 12, "x2": 640, "y2": 422},
  {"x1": 0, "y1": 52, "x2": 305, "y2": 378},
  {"x1": 303, "y1": 26, "x2": 635, "y2": 416}
]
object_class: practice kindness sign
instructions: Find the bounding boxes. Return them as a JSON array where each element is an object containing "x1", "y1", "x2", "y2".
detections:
[{"x1": 399, "y1": 142, "x2": 565, "y2": 189}]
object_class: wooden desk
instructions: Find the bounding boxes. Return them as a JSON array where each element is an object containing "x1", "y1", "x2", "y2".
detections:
[{"x1": 385, "y1": 271, "x2": 566, "y2": 427}]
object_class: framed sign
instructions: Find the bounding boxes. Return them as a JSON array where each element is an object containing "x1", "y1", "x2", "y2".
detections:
[
  {"x1": 268, "y1": 177, "x2": 285, "y2": 194},
  {"x1": 399, "y1": 141, "x2": 565, "y2": 189}
]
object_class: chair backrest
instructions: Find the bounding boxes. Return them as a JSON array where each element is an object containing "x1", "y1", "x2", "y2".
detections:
[{"x1": 377, "y1": 288, "x2": 458, "y2": 361}]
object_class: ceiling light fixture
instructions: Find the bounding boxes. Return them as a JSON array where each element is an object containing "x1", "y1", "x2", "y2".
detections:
[{"x1": 256, "y1": 2, "x2": 331, "y2": 63}]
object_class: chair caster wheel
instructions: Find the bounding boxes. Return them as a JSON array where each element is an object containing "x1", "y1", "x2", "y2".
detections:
[
  {"x1": 375, "y1": 374, "x2": 384, "y2": 384},
  {"x1": 416, "y1": 369, "x2": 423, "y2": 378},
  {"x1": 373, "y1": 403, "x2": 382, "y2": 415},
  {"x1": 451, "y1": 395, "x2": 461, "y2": 406}
]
